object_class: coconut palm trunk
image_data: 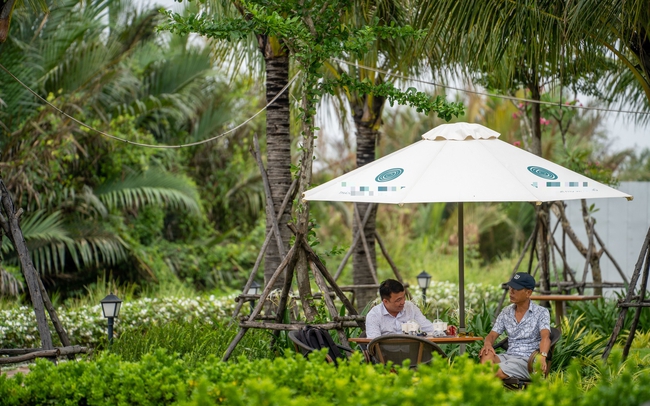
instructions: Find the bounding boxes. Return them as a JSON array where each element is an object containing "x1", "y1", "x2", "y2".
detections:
[
  {"x1": 260, "y1": 38, "x2": 292, "y2": 290},
  {"x1": 352, "y1": 96, "x2": 384, "y2": 310}
]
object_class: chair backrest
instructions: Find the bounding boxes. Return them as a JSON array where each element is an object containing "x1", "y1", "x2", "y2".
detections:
[
  {"x1": 368, "y1": 334, "x2": 447, "y2": 368},
  {"x1": 289, "y1": 327, "x2": 344, "y2": 365},
  {"x1": 546, "y1": 327, "x2": 561, "y2": 362}
]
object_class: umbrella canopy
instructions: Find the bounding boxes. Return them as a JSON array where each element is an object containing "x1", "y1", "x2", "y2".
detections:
[
  {"x1": 304, "y1": 122, "x2": 632, "y2": 204},
  {"x1": 303, "y1": 122, "x2": 632, "y2": 335}
]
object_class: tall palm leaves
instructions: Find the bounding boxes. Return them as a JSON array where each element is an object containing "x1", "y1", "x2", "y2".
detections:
[
  {"x1": 564, "y1": 0, "x2": 650, "y2": 117},
  {"x1": 0, "y1": 170, "x2": 201, "y2": 277},
  {"x1": 0, "y1": 0, "x2": 256, "y2": 296}
]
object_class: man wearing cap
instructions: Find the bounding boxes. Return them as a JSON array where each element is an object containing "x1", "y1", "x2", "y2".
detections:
[{"x1": 479, "y1": 272, "x2": 551, "y2": 380}]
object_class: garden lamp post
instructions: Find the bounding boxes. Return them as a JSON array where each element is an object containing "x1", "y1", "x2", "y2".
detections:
[
  {"x1": 100, "y1": 293, "x2": 122, "y2": 346},
  {"x1": 247, "y1": 281, "x2": 261, "y2": 314},
  {"x1": 417, "y1": 271, "x2": 431, "y2": 304}
]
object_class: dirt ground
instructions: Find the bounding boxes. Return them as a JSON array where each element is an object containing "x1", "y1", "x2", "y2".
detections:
[{"x1": 0, "y1": 365, "x2": 32, "y2": 378}]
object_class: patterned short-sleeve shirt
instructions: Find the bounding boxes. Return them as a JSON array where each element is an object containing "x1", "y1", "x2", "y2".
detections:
[{"x1": 492, "y1": 301, "x2": 550, "y2": 358}]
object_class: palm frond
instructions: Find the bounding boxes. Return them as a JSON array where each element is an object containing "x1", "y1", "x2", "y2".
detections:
[
  {"x1": 66, "y1": 226, "x2": 129, "y2": 269},
  {"x1": 95, "y1": 170, "x2": 201, "y2": 214},
  {"x1": 0, "y1": 265, "x2": 23, "y2": 297}
]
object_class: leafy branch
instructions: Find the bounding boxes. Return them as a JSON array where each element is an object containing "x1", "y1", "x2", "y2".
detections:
[{"x1": 321, "y1": 73, "x2": 465, "y2": 120}]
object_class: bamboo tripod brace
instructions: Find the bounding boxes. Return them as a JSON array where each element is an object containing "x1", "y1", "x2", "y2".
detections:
[
  {"x1": 602, "y1": 225, "x2": 650, "y2": 361},
  {"x1": 0, "y1": 179, "x2": 88, "y2": 365},
  {"x1": 223, "y1": 136, "x2": 365, "y2": 361}
]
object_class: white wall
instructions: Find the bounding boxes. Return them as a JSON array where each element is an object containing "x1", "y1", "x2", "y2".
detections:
[{"x1": 551, "y1": 182, "x2": 650, "y2": 296}]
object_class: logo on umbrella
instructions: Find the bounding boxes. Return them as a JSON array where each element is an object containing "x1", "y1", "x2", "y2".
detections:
[
  {"x1": 527, "y1": 166, "x2": 558, "y2": 180},
  {"x1": 375, "y1": 168, "x2": 404, "y2": 182}
]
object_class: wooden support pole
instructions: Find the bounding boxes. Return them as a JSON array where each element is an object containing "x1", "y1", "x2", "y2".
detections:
[
  {"x1": 594, "y1": 229, "x2": 630, "y2": 286},
  {"x1": 603, "y1": 226, "x2": 650, "y2": 360},
  {"x1": 289, "y1": 224, "x2": 364, "y2": 330},
  {"x1": 0, "y1": 345, "x2": 88, "y2": 364},
  {"x1": 38, "y1": 278, "x2": 75, "y2": 360},
  {"x1": 375, "y1": 233, "x2": 404, "y2": 283},
  {"x1": 550, "y1": 236, "x2": 578, "y2": 284},
  {"x1": 231, "y1": 178, "x2": 297, "y2": 321},
  {"x1": 622, "y1": 246, "x2": 650, "y2": 359},
  {"x1": 310, "y1": 262, "x2": 350, "y2": 347},
  {"x1": 223, "y1": 244, "x2": 298, "y2": 361},
  {"x1": 239, "y1": 321, "x2": 359, "y2": 330},
  {"x1": 353, "y1": 204, "x2": 378, "y2": 285},
  {"x1": 334, "y1": 203, "x2": 374, "y2": 281},
  {"x1": 252, "y1": 134, "x2": 287, "y2": 259},
  {"x1": 273, "y1": 251, "x2": 298, "y2": 327},
  {"x1": 0, "y1": 180, "x2": 53, "y2": 351}
]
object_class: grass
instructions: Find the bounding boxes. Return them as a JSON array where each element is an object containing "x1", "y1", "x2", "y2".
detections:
[
  {"x1": 111, "y1": 318, "x2": 275, "y2": 366},
  {"x1": 329, "y1": 240, "x2": 516, "y2": 288}
]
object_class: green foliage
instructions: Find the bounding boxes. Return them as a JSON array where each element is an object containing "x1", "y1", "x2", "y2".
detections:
[
  {"x1": 95, "y1": 170, "x2": 202, "y2": 215},
  {"x1": 567, "y1": 295, "x2": 650, "y2": 338},
  {"x1": 161, "y1": 0, "x2": 465, "y2": 131},
  {"x1": 0, "y1": 0, "x2": 266, "y2": 299},
  {"x1": 551, "y1": 316, "x2": 608, "y2": 373},
  {"x1": 1, "y1": 349, "x2": 650, "y2": 405},
  {"x1": 321, "y1": 73, "x2": 465, "y2": 120}
]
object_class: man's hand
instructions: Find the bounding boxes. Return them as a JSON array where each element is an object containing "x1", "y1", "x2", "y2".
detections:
[
  {"x1": 540, "y1": 357, "x2": 548, "y2": 375},
  {"x1": 479, "y1": 345, "x2": 495, "y2": 358}
]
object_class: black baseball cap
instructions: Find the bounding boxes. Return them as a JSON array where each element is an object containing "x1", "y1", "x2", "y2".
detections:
[{"x1": 507, "y1": 272, "x2": 536, "y2": 290}]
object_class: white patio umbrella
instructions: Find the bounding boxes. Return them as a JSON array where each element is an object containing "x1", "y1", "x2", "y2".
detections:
[{"x1": 303, "y1": 122, "x2": 632, "y2": 333}]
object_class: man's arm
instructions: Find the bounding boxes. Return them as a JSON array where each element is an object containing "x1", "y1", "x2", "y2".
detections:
[
  {"x1": 409, "y1": 302, "x2": 435, "y2": 334},
  {"x1": 538, "y1": 328, "x2": 551, "y2": 374}
]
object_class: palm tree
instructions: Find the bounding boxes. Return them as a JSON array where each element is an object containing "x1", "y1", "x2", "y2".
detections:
[
  {"x1": 0, "y1": 0, "x2": 47, "y2": 42},
  {"x1": 321, "y1": 0, "x2": 465, "y2": 308},
  {"x1": 179, "y1": 0, "x2": 292, "y2": 289}
]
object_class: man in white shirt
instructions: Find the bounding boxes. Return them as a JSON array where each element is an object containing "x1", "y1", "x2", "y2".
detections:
[{"x1": 365, "y1": 279, "x2": 435, "y2": 338}]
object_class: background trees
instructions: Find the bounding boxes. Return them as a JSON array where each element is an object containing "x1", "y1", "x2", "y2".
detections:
[
  {"x1": 0, "y1": 0, "x2": 647, "y2": 303},
  {"x1": 0, "y1": 0, "x2": 264, "y2": 298}
]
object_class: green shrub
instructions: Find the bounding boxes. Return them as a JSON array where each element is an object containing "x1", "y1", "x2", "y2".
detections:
[{"x1": 1, "y1": 349, "x2": 649, "y2": 405}]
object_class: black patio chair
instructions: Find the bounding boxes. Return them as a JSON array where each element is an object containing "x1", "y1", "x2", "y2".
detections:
[
  {"x1": 367, "y1": 334, "x2": 447, "y2": 369},
  {"x1": 493, "y1": 327, "x2": 561, "y2": 389}
]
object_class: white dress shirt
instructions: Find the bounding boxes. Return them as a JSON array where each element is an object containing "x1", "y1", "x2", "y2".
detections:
[{"x1": 366, "y1": 301, "x2": 435, "y2": 338}]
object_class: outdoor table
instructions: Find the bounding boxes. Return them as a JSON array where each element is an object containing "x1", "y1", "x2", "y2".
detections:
[
  {"x1": 531, "y1": 295, "x2": 601, "y2": 330},
  {"x1": 348, "y1": 336, "x2": 484, "y2": 345}
]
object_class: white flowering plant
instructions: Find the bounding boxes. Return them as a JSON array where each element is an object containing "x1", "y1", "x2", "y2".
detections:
[
  {"x1": 0, "y1": 282, "x2": 504, "y2": 349},
  {"x1": 0, "y1": 294, "x2": 240, "y2": 349}
]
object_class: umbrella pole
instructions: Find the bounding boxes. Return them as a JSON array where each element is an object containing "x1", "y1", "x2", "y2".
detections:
[{"x1": 458, "y1": 202, "x2": 466, "y2": 355}]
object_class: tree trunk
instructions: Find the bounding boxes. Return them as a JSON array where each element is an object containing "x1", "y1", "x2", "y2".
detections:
[
  {"x1": 582, "y1": 199, "x2": 604, "y2": 295},
  {"x1": 0, "y1": 180, "x2": 53, "y2": 350},
  {"x1": 261, "y1": 44, "x2": 292, "y2": 290},
  {"x1": 0, "y1": 0, "x2": 17, "y2": 43},
  {"x1": 293, "y1": 74, "x2": 319, "y2": 320},
  {"x1": 352, "y1": 95, "x2": 384, "y2": 310}
]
